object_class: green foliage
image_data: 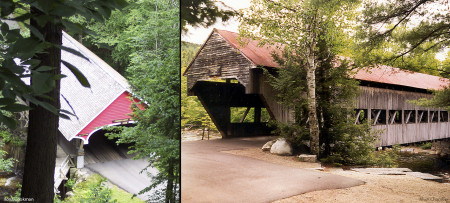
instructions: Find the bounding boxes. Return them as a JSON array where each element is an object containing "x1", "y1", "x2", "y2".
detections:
[
  {"x1": 239, "y1": 0, "x2": 359, "y2": 55},
  {"x1": 240, "y1": 0, "x2": 362, "y2": 155},
  {"x1": 64, "y1": 177, "x2": 76, "y2": 191},
  {"x1": 6, "y1": 183, "x2": 22, "y2": 202},
  {"x1": 0, "y1": 0, "x2": 128, "y2": 129},
  {"x1": 269, "y1": 120, "x2": 309, "y2": 149},
  {"x1": 180, "y1": 0, "x2": 236, "y2": 32},
  {"x1": 76, "y1": 178, "x2": 115, "y2": 203},
  {"x1": 230, "y1": 107, "x2": 271, "y2": 123},
  {"x1": 88, "y1": 0, "x2": 180, "y2": 202},
  {"x1": 411, "y1": 87, "x2": 450, "y2": 111},
  {"x1": 59, "y1": 174, "x2": 143, "y2": 203},
  {"x1": 321, "y1": 124, "x2": 378, "y2": 166},
  {"x1": 0, "y1": 128, "x2": 17, "y2": 172},
  {"x1": 62, "y1": 174, "x2": 118, "y2": 203},
  {"x1": 0, "y1": 140, "x2": 16, "y2": 172},
  {"x1": 418, "y1": 142, "x2": 433, "y2": 150},
  {"x1": 355, "y1": 0, "x2": 449, "y2": 76},
  {"x1": 0, "y1": 126, "x2": 24, "y2": 147},
  {"x1": 181, "y1": 41, "x2": 217, "y2": 131},
  {"x1": 372, "y1": 145, "x2": 400, "y2": 168}
]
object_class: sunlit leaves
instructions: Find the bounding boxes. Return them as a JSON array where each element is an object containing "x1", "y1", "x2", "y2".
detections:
[
  {"x1": 90, "y1": 0, "x2": 179, "y2": 201},
  {"x1": 355, "y1": 0, "x2": 449, "y2": 71}
]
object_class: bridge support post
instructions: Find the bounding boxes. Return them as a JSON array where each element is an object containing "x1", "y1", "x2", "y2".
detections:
[{"x1": 76, "y1": 141, "x2": 85, "y2": 168}]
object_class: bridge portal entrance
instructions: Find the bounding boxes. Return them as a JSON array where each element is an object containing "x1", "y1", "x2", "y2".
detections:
[{"x1": 191, "y1": 80, "x2": 274, "y2": 138}]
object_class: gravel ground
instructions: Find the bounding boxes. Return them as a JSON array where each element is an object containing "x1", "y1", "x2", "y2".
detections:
[
  {"x1": 226, "y1": 148, "x2": 450, "y2": 203},
  {"x1": 182, "y1": 129, "x2": 221, "y2": 141}
]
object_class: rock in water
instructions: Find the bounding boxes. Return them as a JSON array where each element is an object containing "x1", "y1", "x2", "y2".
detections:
[
  {"x1": 262, "y1": 140, "x2": 276, "y2": 151},
  {"x1": 270, "y1": 138, "x2": 293, "y2": 155}
]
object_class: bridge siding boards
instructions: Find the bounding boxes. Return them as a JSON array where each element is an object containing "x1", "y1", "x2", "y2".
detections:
[
  {"x1": 256, "y1": 70, "x2": 295, "y2": 124},
  {"x1": 357, "y1": 86, "x2": 433, "y2": 110},
  {"x1": 185, "y1": 29, "x2": 450, "y2": 146},
  {"x1": 186, "y1": 32, "x2": 256, "y2": 94},
  {"x1": 356, "y1": 86, "x2": 449, "y2": 146}
]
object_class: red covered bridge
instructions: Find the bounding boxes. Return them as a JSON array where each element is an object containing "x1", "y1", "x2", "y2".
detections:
[{"x1": 56, "y1": 32, "x2": 144, "y2": 175}]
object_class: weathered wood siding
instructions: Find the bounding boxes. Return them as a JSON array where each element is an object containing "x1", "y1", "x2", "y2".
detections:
[
  {"x1": 256, "y1": 82, "x2": 449, "y2": 146},
  {"x1": 358, "y1": 86, "x2": 449, "y2": 146},
  {"x1": 186, "y1": 32, "x2": 256, "y2": 94},
  {"x1": 252, "y1": 69, "x2": 294, "y2": 123},
  {"x1": 357, "y1": 86, "x2": 433, "y2": 110}
]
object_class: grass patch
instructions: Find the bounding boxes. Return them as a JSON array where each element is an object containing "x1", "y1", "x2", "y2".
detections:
[
  {"x1": 110, "y1": 184, "x2": 145, "y2": 203},
  {"x1": 60, "y1": 174, "x2": 144, "y2": 203}
]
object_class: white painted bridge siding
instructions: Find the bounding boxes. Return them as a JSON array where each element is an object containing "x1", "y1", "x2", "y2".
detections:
[{"x1": 59, "y1": 32, "x2": 130, "y2": 141}]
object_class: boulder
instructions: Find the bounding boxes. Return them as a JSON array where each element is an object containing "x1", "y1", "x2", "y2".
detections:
[
  {"x1": 5, "y1": 176, "x2": 21, "y2": 187},
  {"x1": 270, "y1": 138, "x2": 293, "y2": 156},
  {"x1": 298, "y1": 154, "x2": 317, "y2": 162},
  {"x1": 262, "y1": 140, "x2": 276, "y2": 151}
]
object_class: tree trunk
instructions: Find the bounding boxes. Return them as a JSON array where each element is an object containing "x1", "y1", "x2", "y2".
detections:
[
  {"x1": 165, "y1": 160, "x2": 175, "y2": 203},
  {"x1": 21, "y1": 7, "x2": 62, "y2": 202},
  {"x1": 306, "y1": 59, "x2": 320, "y2": 156}
]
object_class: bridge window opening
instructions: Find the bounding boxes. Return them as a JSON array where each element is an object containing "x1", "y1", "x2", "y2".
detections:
[
  {"x1": 440, "y1": 111, "x2": 449, "y2": 122},
  {"x1": 388, "y1": 110, "x2": 402, "y2": 124},
  {"x1": 404, "y1": 110, "x2": 416, "y2": 124},
  {"x1": 371, "y1": 109, "x2": 386, "y2": 125},
  {"x1": 418, "y1": 110, "x2": 428, "y2": 123},
  {"x1": 230, "y1": 107, "x2": 270, "y2": 123},
  {"x1": 203, "y1": 78, "x2": 239, "y2": 83},
  {"x1": 430, "y1": 111, "x2": 439, "y2": 123},
  {"x1": 354, "y1": 109, "x2": 367, "y2": 124}
]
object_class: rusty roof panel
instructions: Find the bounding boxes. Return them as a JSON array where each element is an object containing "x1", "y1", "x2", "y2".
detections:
[
  {"x1": 215, "y1": 29, "x2": 281, "y2": 68},
  {"x1": 352, "y1": 66, "x2": 449, "y2": 90},
  {"x1": 215, "y1": 29, "x2": 449, "y2": 91}
]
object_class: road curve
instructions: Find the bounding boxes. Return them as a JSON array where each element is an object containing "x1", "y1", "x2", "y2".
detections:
[{"x1": 181, "y1": 137, "x2": 365, "y2": 203}]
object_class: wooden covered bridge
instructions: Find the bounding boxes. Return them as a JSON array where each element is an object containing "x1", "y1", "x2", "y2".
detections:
[
  {"x1": 184, "y1": 29, "x2": 450, "y2": 147},
  {"x1": 53, "y1": 32, "x2": 143, "y2": 193}
]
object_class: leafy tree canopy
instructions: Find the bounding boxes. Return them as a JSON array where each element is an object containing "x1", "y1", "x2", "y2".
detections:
[
  {"x1": 239, "y1": 0, "x2": 361, "y2": 156},
  {"x1": 355, "y1": 0, "x2": 449, "y2": 75},
  {"x1": 181, "y1": 0, "x2": 236, "y2": 32},
  {"x1": 83, "y1": 0, "x2": 180, "y2": 201},
  {"x1": 0, "y1": 0, "x2": 127, "y2": 128}
]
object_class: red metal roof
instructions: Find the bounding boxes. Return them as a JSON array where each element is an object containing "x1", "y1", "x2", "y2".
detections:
[
  {"x1": 215, "y1": 29, "x2": 449, "y2": 90},
  {"x1": 76, "y1": 91, "x2": 142, "y2": 142}
]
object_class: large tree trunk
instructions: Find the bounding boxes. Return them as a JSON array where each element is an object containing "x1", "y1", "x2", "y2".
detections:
[
  {"x1": 21, "y1": 7, "x2": 62, "y2": 202},
  {"x1": 306, "y1": 57, "x2": 320, "y2": 156},
  {"x1": 166, "y1": 160, "x2": 175, "y2": 203}
]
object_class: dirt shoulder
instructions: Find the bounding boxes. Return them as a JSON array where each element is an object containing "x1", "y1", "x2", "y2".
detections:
[{"x1": 224, "y1": 148, "x2": 450, "y2": 203}]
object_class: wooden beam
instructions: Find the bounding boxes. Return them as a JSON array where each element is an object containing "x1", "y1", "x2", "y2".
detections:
[
  {"x1": 240, "y1": 107, "x2": 251, "y2": 123},
  {"x1": 418, "y1": 111, "x2": 424, "y2": 123},
  {"x1": 389, "y1": 111, "x2": 397, "y2": 124},
  {"x1": 254, "y1": 107, "x2": 261, "y2": 123},
  {"x1": 355, "y1": 109, "x2": 362, "y2": 124},
  {"x1": 405, "y1": 111, "x2": 412, "y2": 124},
  {"x1": 373, "y1": 110, "x2": 381, "y2": 125}
]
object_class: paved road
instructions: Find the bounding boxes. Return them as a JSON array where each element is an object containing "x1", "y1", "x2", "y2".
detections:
[
  {"x1": 182, "y1": 137, "x2": 365, "y2": 203},
  {"x1": 86, "y1": 159, "x2": 158, "y2": 201},
  {"x1": 84, "y1": 134, "x2": 160, "y2": 201}
]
